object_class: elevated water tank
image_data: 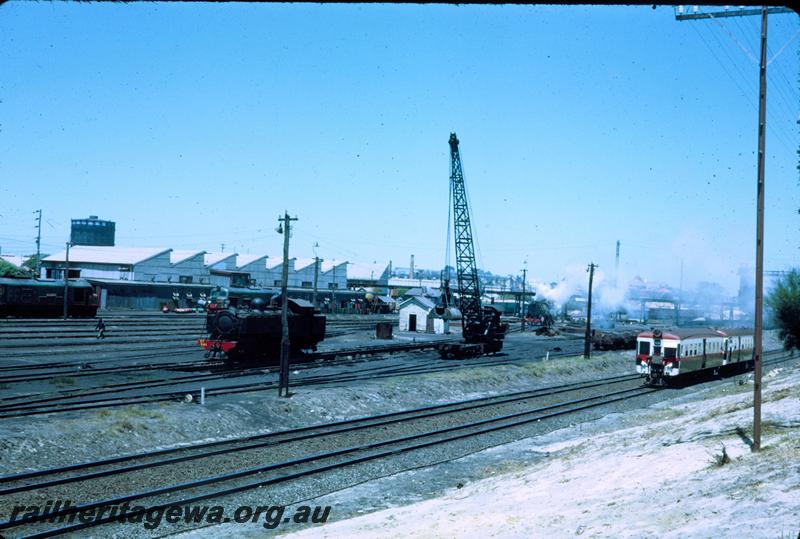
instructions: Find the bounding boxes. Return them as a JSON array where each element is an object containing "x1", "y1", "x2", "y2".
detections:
[{"x1": 70, "y1": 215, "x2": 115, "y2": 246}]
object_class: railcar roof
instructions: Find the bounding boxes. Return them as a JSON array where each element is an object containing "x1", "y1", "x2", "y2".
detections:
[
  {"x1": 638, "y1": 328, "x2": 723, "y2": 340},
  {"x1": 0, "y1": 277, "x2": 93, "y2": 288},
  {"x1": 715, "y1": 328, "x2": 755, "y2": 337}
]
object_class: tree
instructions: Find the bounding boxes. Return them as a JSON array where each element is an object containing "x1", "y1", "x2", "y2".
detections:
[
  {"x1": 22, "y1": 253, "x2": 48, "y2": 273},
  {"x1": 765, "y1": 270, "x2": 800, "y2": 351},
  {"x1": 0, "y1": 259, "x2": 30, "y2": 278}
]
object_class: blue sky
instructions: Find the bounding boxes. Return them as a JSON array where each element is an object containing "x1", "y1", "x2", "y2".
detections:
[{"x1": 1, "y1": 3, "x2": 798, "y2": 294}]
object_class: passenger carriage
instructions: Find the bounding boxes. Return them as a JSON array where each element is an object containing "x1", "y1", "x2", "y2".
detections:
[{"x1": 636, "y1": 327, "x2": 754, "y2": 385}]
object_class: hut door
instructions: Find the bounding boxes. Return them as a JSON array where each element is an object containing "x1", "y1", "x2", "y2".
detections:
[{"x1": 409, "y1": 314, "x2": 417, "y2": 332}]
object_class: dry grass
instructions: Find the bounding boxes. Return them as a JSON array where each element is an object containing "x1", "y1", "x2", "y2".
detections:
[
  {"x1": 96, "y1": 406, "x2": 166, "y2": 435},
  {"x1": 709, "y1": 444, "x2": 731, "y2": 467}
]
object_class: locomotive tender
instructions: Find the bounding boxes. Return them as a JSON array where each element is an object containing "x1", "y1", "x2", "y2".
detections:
[
  {"x1": 635, "y1": 327, "x2": 754, "y2": 385},
  {"x1": 200, "y1": 286, "x2": 326, "y2": 363}
]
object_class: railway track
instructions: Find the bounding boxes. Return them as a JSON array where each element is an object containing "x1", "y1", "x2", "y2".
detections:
[
  {"x1": 2, "y1": 344, "x2": 791, "y2": 421},
  {"x1": 0, "y1": 338, "x2": 454, "y2": 386},
  {"x1": 0, "y1": 373, "x2": 652, "y2": 537},
  {"x1": 0, "y1": 344, "x2": 566, "y2": 418},
  {"x1": 0, "y1": 318, "x2": 392, "y2": 362}
]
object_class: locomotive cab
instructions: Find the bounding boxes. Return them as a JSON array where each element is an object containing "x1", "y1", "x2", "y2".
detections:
[
  {"x1": 206, "y1": 286, "x2": 230, "y2": 312},
  {"x1": 636, "y1": 329, "x2": 680, "y2": 384},
  {"x1": 200, "y1": 293, "x2": 326, "y2": 364}
]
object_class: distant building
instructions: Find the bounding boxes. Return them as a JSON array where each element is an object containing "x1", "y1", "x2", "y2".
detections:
[
  {"x1": 169, "y1": 250, "x2": 209, "y2": 284},
  {"x1": 42, "y1": 246, "x2": 172, "y2": 281},
  {"x1": 71, "y1": 216, "x2": 116, "y2": 246},
  {"x1": 0, "y1": 254, "x2": 26, "y2": 269},
  {"x1": 347, "y1": 262, "x2": 391, "y2": 290}
]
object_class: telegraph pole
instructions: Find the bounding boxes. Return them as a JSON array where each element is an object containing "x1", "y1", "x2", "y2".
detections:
[
  {"x1": 62, "y1": 242, "x2": 71, "y2": 319},
  {"x1": 312, "y1": 242, "x2": 321, "y2": 309},
  {"x1": 674, "y1": 4, "x2": 790, "y2": 453},
  {"x1": 34, "y1": 209, "x2": 42, "y2": 279},
  {"x1": 677, "y1": 258, "x2": 684, "y2": 327},
  {"x1": 277, "y1": 212, "x2": 298, "y2": 398},
  {"x1": 331, "y1": 261, "x2": 337, "y2": 314},
  {"x1": 583, "y1": 262, "x2": 597, "y2": 359},
  {"x1": 520, "y1": 266, "x2": 527, "y2": 332},
  {"x1": 751, "y1": 6, "x2": 768, "y2": 453},
  {"x1": 312, "y1": 256, "x2": 321, "y2": 309}
]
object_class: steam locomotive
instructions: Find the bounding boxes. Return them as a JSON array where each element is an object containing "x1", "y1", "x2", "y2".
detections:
[{"x1": 200, "y1": 287, "x2": 326, "y2": 363}]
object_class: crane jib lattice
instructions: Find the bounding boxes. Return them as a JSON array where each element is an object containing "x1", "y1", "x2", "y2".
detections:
[{"x1": 448, "y1": 133, "x2": 483, "y2": 334}]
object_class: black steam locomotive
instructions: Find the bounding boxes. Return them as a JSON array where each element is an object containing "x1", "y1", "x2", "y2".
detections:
[{"x1": 200, "y1": 289, "x2": 326, "y2": 364}]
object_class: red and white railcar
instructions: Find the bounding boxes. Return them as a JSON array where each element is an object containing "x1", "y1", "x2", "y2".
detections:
[{"x1": 636, "y1": 328, "x2": 754, "y2": 385}]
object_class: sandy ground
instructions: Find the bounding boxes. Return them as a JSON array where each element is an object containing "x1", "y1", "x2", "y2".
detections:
[{"x1": 281, "y1": 360, "x2": 800, "y2": 539}]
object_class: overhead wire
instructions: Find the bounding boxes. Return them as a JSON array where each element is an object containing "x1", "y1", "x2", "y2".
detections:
[
  {"x1": 768, "y1": 26, "x2": 800, "y2": 66},
  {"x1": 698, "y1": 15, "x2": 798, "y2": 153}
]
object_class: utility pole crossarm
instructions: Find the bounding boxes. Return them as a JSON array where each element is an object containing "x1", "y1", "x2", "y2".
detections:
[{"x1": 674, "y1": 6, "x2": 791, "y2": 20}]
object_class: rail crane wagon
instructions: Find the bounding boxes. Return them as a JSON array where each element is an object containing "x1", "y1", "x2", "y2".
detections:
[
  {"x1": 635, "y1": 327, "x2": 754, "y2": 385},
  {"x1": 437, "y1": 133, "x2": 508, "y2": 359},
  {"x1": 200, "y1": 291, "x2": 326, "y2": 364}
]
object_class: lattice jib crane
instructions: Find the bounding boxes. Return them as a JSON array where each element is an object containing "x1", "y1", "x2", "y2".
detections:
[{"x1": 438, "y1": 133, "x2": 508, "y2": 359}]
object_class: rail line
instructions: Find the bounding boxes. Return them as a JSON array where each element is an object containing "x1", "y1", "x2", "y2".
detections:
[
  {"x1": 0, "y1": 319, "x2": 407, "y2": 373},
  {"x1": 0, "y1": 372, "x2": 641, "y2": 489},
  {"x1": 2, "y1": 352, "x2": 795, "y2": 536},
  {"x1": 0, "y1": 375, "x2": 652, "y2": 537},
  {"x1": 0, "y1": 339, "x2": 453, "y2": 386},
  {"x1": 0, "y1": 346, "x2": 569, "y2": 418},
  {"x1": 1, "y1": 345, "x2": 791, "y2": 420}
]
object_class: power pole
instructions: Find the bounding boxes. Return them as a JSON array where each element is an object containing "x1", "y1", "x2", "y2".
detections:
[
  {"x1": 276, "y1": 212, "x2": 298, "y2": 398},
  {"x1": 583, "y1": 262, "x2": 597, "y2": 359},
  {"x1": 677, "y1": 258, "x2": 684, "y2": 327},
  {"x1": 751, "y1": 6, "x2": 768, "y2": 453},
  {"x1": 34, "y1": 209, "x2": 42, "y2": 279},
  {"x1": 62, "y1": 242, "x2": 71, "y2": 319},
  {"x1": 312, "y1": 242, "x2": 321, "y2": 309},
  {"x1": 520, "y1": 267, "x2": 527, "y2": 332},
  {"x1": 312, "y1": 256, "x2": 321, "y2": 309},
  {"x1": 331, "y1": 261, "x2": 337, "y2": 314},
  {"x1": 674, "y1": 4, "x2": 790, "y2": 453}
]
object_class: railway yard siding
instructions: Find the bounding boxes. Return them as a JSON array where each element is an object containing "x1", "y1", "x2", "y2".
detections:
[
  {"x1": 280, "y1": 362, "x2": 800, "y2": 539},
  {"x1": 0, "y1": 334, "x2": 606, "y2": 472},
  {"x1": 0, "y1": 327, "x2": 793, "y2": 538}
]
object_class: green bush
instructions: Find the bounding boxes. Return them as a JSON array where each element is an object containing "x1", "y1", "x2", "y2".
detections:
[
  {"x1": 0, "y1": 259, "x2": 29, "y2": 278},
  {"x1": 766, "y1": 270, "x2": 800, "y2": 351}
]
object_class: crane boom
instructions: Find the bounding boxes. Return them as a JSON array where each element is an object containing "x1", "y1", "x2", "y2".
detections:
[
  {"x1": 438, "y1": 133, "x2": 508, "y2": 359},
  {"x1": 448, "y1": 133, "x2": 483, "y2": 334}
]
